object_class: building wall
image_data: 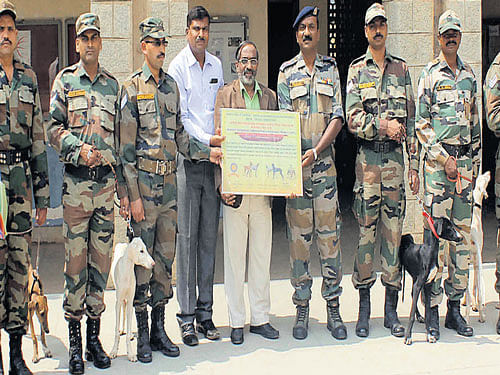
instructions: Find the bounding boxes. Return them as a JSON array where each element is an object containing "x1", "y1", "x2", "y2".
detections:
[{"x1": 15, "y1": 0, "x2": 89, "y2": 19}]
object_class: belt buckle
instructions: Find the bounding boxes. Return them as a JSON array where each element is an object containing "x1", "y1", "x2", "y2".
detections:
[
  {"x1": 167, "y1": 161, "x2": 172, "y2": 175},
  {"x1": 156, "y1": 160, "x2": 166, "y2": 175},
  {"x1": 15, "y1": 151, "x2": 21, "y2": 163},
  {"x1": 89, "y1": 167, "x2": 98, "y2": 180},
  {"x1": 382, "y1": 143, "x2": 390, "y2": 153}
]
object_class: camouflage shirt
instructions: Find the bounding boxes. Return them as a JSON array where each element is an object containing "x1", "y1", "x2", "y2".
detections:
[
  {"x1": 47, "y1": 61, "x2": 126, "y2": 197},
  {"x1": 119, "y1": 63, "x2": 210, "y2": 202},
  {"x1": 484, "y1": 52, "x2": 500, "y2": 137},
  {"x1": 277, "y1": 52, "x2": 344, "y2": 152},
  {"x1": 416, "y1": 54, "x2": 480, "y2": 176},
  {"x1": 346, "y1": 48, "x2": 419, "y2": 170},
  {"x1": 0, "y1": 58, "x2": 49, "y2": 208}
]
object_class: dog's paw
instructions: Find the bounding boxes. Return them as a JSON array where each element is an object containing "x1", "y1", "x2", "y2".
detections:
[
  {"x1": 404, "y1": 336, "x2": 412, "y2": 345},
  {"x1": 110, "y1": 350, "x2": 118, "y2": 359},
  {"x1": 426, "y1": 334, "x2": 437, "y2": 343},
  {"x1": 128, "y1": 354, "x2": 137, "y2": 362}
]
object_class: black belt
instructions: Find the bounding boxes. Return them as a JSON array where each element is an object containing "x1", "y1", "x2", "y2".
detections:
[
  {"x1": 358, "y1": 139, "x2": 401, "y2": 153},
  {"x1": 65, "y1": 164, "x2": 113, "y2": 181},
  {"x1": 442, "y1": 143, "x2": 471, "y2": 158},
  {"x1": 0, "y1": 148, "x2": 31, "y2": 165}
]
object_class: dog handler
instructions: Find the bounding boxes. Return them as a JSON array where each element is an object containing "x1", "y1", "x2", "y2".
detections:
[
  {"x1": 416, "y1": 10, "x2": 480, "y2": 340},
  {"x1": 484, "y1": 48, "x2": 500, "y2": 335},
  {"x1": 119, "y1": 17, "x2": 221, "y2": 363},
  {"x1": 48, "y1": 13, "x2": 128, "y2": 374},
  {"x1": 0, "y1": 1, "x2": 49, "y2": 373},
  {"x1": 346, "y1": 2, "x2": 419, "y2": 339}
]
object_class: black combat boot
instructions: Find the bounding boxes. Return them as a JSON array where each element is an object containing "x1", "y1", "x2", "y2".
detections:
[
  {"x1": 292, "y1": 304, "x2": 309, "y2": 340},
  {"x1": 428, "y1": 305, "x2": 440, "y2": 341},
  {"x1": 445, "y1": 299, "x2": 473, "y2": 337},
  {"x1": 85, "y1": 318, "x2": 111, "y2": 369},
  {"x1": 356, "y1": 288, "x2": 370, "y2": 337},
  {"x1": 327, "y1": 298, "x2": 347, "y2": 340},
  {"x1": 68, "y1": 320, "x2": 84, "y2": 374},
  {"x1": 135, "y1": 310, "x2": 152, "y2": 363},
  {"x1": 150, "y1": 305, "x2": 180, "y2": 357},
  {"x1": 8, "y1": 330, "x2": 32, "y2": 375},
  {"x1": 383, "y1": 288, "x2": 405, "y2": 337}
]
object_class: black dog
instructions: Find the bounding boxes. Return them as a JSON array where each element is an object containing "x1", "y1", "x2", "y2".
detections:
[{"x1": 399, "y1": 217, "x2": 462, "y2": 345}]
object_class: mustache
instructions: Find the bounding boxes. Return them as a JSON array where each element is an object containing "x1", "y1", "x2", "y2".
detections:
[
  {"x1": 446, "y1": 40, "x2": 457, "y2": 46},
  {"x1": 196, "y1": 36, "x2": 205, "y2": 42},
  {"x1": 157, "y1": 52, "x2": 165, "y2": 59},
  {"x1": 1, "y1": 38, "x2": 11, "y2": 45},
  {"x1": 375, "y1": 33, "x2": 383, "y2": 38},
  {"x1": 244, "y1": 68, "x2": 255, "y2": 75},
  {"x1": 302, "y1": 35, "x2": 312, "y2": 42}
]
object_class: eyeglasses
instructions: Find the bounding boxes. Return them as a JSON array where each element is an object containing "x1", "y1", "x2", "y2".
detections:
[
  {"x1": 238, "y1": 58, "x2": 258, "y2": 66},
  {"x1": 144, "y1": 39, "x2": 168, "y2": 47}
]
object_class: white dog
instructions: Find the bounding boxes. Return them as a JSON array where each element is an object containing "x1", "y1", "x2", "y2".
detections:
[
  {"x1": 109, "y1": 237, "x2": 155, "y2": 362},
  {"x1": 465, "y1": 171, "x2": 491, "y2": 323}
]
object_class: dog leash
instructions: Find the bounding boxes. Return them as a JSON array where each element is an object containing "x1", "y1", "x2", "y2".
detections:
[
  {"x1": 415, "y1": 195, "x2": 440, "y2": 240},
  {"x1": 35, "y1": 231, "x2": 40, "y2": 274},
  {"x1": 447, "y1": 172, "x2": 473, "y2": 195}
]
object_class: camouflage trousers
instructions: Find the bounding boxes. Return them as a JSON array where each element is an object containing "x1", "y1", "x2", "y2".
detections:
[
  {"x1": 351, "y1": 146, "x2": 405, "y2": 291},
  {"x1": 424, "y1": 154, "x2": 472, "y2": 307},
  {"x1": 133, "y1": 171, "x2": 177, "y2": 313},
  {"x1": 62, "y1": 172, "x2": 114, "y2": 321},
  {"x1": 0, "y1": 162, "x2": 33, "y2": 333},
  {"x1": 494, "y1": 145, "x2": 500, "y2": 294},
  {"x1": 286, "y1": 155, "x2": 342, "y2": 306}
]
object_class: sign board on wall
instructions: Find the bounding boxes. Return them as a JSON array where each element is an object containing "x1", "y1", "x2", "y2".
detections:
[{"x1": 207, "y1": 16, "x2": 247, "y2": 84}]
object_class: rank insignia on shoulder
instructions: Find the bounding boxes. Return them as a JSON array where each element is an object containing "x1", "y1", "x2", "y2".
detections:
[
  {"x1": 436, "y1": 85, "x2": 452, "y2": 91},
  {"x1": 359, "y1": 82, "x2": 376, "y2": 89},
  {"x1": 68, "y1": 89, "x2": 86, "y2": 98},
  {"x1": 290, "y1": 80, "x2": 306, "y2": 87},
  {"x1": 137, "y1": 93, "x2": 155, "y2": 100}
]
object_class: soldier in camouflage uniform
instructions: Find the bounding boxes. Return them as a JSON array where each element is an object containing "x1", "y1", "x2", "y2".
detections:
[
  {"x1": 277, "y1": 6, "x2": 346, "y2": 341},
  {"x1": 48, "y1": 13, "x2": 128, "y2": 374},
  {"x1": 0, "y1": 2, "x2": 49, "y2": 374},
  {"x1": 346, "y1": 3, "x2": 419, "y2": 339},
  {"x1": 484, "y1": 51, "x2": 500, "y2": 335},
  {"x1": 416, "y1": 10, "x2": 480, "y2": 340},
  {"x1": 119, "y1": 17, "x2": 219, "y2": 363}
]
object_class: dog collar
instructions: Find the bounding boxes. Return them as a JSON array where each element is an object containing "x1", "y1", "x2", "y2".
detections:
[{"x1": 474, "y1": 202, "x2": 482, "y2": 209}]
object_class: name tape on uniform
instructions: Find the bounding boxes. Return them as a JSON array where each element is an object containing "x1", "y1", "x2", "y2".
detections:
[
  {"x1": 290, "y1": 80, "x2": 306, "y2": 87},
  {"x1": 68, "y1": 89, "x2": 86, "y2": 98},
  {"x1": 436, "y1": 85, "x2": 453, "y2": 91},
  {"x1": 359, "y1": 82, "x2": 376, "y2": 89},
  {"x1": 137, "y1": 93, "x2": 155, "y2": 100}
]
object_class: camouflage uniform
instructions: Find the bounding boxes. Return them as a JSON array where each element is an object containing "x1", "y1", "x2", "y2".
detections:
[
  {"x1": 416, "y1": 54, "x2": 480, "y2": 306},
  {"x1": 0, "y1": 59, "x2": 49, "y2": 333},
  {"x1": 484, "y1": 51, "x2": 500, "y2": 294},
  {"x1": 277, "y1": 52, "x2": 344, "y2": 306},
  {"x1": 119, "y1": 62, "x2": 210, "y2": 313},
  {"x1": 48, "y1": 61, "x2": 125, "y2": 321},
  {"x1": 346, "y1": 48, "x2": 418, "y2": 291}
]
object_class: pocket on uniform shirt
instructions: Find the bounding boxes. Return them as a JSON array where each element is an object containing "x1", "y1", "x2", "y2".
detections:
[
  {"x1": 0, "y1": 90, "x2": 7, "y2": 126},
  {"x1": 387, "y1": 92, "x2": 407, "y2": 119},
  {"x1": 164, "y1": 101, "x2": 177, "y2": 131},
  {"x1": 17, "y1": 87, "x2": 35, "y2": 128},
  {"x1": 290, "y1": 84, "x2": 308, "y2": 114},
  {"x1": 317, "y1": 82, "x2": 334, "y2": 114},
  {"x1": 100, "y1": 97, "x2": 116, "y2": 132},
  {"x1": 435, "y1": 89, "x2": 457, "y2": 119},
  {"x1": 137, "y1": 98, "x2": 157, "y2": 129},
  {"x1": 68, "y1": 95, "x2": 88, "y2": 128}
]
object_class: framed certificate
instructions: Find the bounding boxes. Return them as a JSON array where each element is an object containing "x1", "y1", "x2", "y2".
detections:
[{"x1": 221, "y1": 108, "x2": 302, "y2": 196}]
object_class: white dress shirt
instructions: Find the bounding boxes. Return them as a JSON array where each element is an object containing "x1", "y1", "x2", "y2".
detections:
[{"x1": 168, "y1": 45, "x2": 224, "y2": 145}]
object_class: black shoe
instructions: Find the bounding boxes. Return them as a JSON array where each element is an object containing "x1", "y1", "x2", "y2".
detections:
[
  {"x1": 428, "y1": 305, "x2": 440, "y2": 341},
  {"x1": 497, "y1": 313, "x2": 500, "y2": 335},
  {"x1": 135, "y1": 310, "x2": 152, "y2": 363},
  {"x1": 383, "y1": 288, "x2": 405, "y2": 337},
  {"x1": 327, "y1": 298, "x2": 347, "y2": 340},
  {"x1": 179, "y1": 321, "x2": 199, "y2": 346},
  {"x1": 196, "y1": 319, "x2": 221, "y2": 340},
  {"x1": 293, "y1": 305, "x2": 309, "y2": 340},
  {"x1": 356, "y1": 288, "x2": 371, "y2": 338},
  {"x1": 150, "y1": 306, "x2": 180, "y2": 357},
  {"x1": 8, "y1": 330, "x2": 32, "y2": 375},
  {"x1": 230, "y1": 328, "x2": 244, "y2": 345},
  {"x1": 68, "y1": 320, "x2": 84, "y2": 374},
  {"x1": 249, "y1": 323, "x2": 279, "y2": 340},
  {"x1": 85, "y1": 318, "x2": 111, "y2": 369},
  {"x1": 445, "y1": 299, "x2": 473, "y2": 337}
]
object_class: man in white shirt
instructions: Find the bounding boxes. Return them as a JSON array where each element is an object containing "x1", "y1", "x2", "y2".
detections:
[{"x1": 168, "y1": 5, "x2": 224, "y2": 346}]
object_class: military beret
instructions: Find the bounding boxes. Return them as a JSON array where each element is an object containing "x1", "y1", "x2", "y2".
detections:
[
  {"x1": 76, "y1": 13, "x2": 100, "y2": 36},
  {"x1": 139, "y1": 17, "x2": 168, "y2": 42},
  {"x1": 365, "y1": 3, "x2": 386, "y2": 25},
  {"x1": 0, "y1": 0, "x2": 16, "y2": 20},
  {"x1": 293, "y1": 6, "x2": 319, "y2": 30},
  {"x1": 438, "y1": 10, "x2": 462, "y2": 34}
]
